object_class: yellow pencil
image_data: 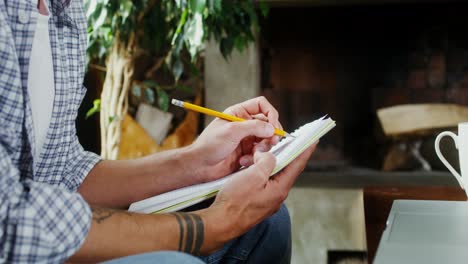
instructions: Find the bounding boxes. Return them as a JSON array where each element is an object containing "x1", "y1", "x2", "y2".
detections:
[{"x1": 171, "y1": 99, "x2": 294, "y2": 138}]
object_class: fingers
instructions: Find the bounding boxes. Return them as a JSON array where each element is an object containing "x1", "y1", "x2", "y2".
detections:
[
  {"x1": 240, "y1": 139, "x2": 273, "y2": 167},
  {"x1": 225, "y1": 96, "x2": 277, "y2": 117},
  {"x1": 235, "y1": 151, "x2": 276, "y2": 186},
  {"x1": 270, "y1": 135, "x2": 281, "y2": 145},
  {"x1": 221, "y1": 119, "x2": 275, "y2": 144},
  {"x1": 273, "y1": 143, "x2": 317, "y2": 190},
  {"x1": 225, "y1": 96, "x2": 282, "y2": 134},
  {"x1": 251, "y1": 114, "x2": 268, "y2": 122},
  {"x1": 251, "y1": 114, "x2": 281, "y2": 144},
  {"x1": 239, "y1": 155, "x2": 253, "y2": 167},
  {"x1": 251, "y1": 151, "x2": 276, "y2": 182},
  {"x1": 241, "y1": 136, "x2": 255, "y2": 158}
]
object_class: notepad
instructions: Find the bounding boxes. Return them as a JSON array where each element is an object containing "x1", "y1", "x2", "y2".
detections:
[{"x1": 128, "y1": 116, "x2": 336, "y2": 214}]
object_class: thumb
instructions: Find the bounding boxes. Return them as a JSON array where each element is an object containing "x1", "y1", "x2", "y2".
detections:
[
  {"x1": 249, "y1": 151, "x2": 276, "y2": 182},
  {"x1": 223, "y1": 151, "x2": 276, "y2": 191},
  {"x1": 226, "y1": 120, "x2": 275, "y2": 143},
  {"x1": 254, "y1": 150, "x2": 276, "y2": 165}
]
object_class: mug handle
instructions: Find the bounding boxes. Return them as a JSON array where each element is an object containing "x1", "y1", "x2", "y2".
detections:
[{"x1": 435, "y1": 131, "x2": 464, "y2": 189}]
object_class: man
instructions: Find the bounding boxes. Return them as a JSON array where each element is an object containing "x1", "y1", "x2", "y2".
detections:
[{"x1": 0, "y1": 0, "x2": 316, "y2": 263}]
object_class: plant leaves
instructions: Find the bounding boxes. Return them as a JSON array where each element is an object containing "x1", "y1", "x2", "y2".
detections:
[
  {"x1": 189, "y1": 61, "x2": 200, "y2": 76},
  {"x1": 119, "y1": 0, "x2": 133, "y2": 23},
  {"x1": 172, "y1": 30, "x2": 185, "y2": 56},
  {"x1": 172, "y1": 9, "x2": 188, "y2": 45},
  {"x1": 85, "y1": 0, "x2": 266, "y2": 83},
  {"x1": 185, "y1": 13, "x2": 204, "y2": 59},
  {"x1": 172, "y1": 58, "x2": 184, "y2": 81},
  {"x1": 259, "y1": 1, "x2": 269, "y2": 17},
  {"x1": 94, "y1": 6, "x2": 108, "y2": 30},
  {"x1": 86, "y1": 99, "x2": 101, "y2": 119},
  {"x1": 144, "y1": 87, "x2": 156, "y2": 104},
  {"x1": 234, "y1": 36, "x2": 246, "y2": 52},
  {"x1": 85, "y1": 0, "x2": 98, "y2": 18},
  {"x1": 175, "y1": 0, "x2": 187, "y2": 8},
  {"x1": 143, "y1": 80, "x2": 158, "y2": 88},
  {"x1": 176, "y1": 84, "x2": 192, "y2": 93},
  {"x1": 157, "y1": 88, "x2": 170, "y2": 112},
  {"x1": 189, "y1": 0, "x2": 206, "y2": 14},
  {"x1": 208, "y1": 0, "x2": 221, "y2": 12},
  {"x1": 220, "y1": 36, "x2": 234, "y2": 59},
  {"x1": 131, "y1": 84, "x2": 142, "y2": 97}
]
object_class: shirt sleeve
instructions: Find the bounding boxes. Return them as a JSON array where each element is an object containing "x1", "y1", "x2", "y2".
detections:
[
  {"x1": 64, "y1": 132, "x2": 102, "y2": 191},
  {"x1": 0, "y1": 144, "x2": 92, "y2": 263}
]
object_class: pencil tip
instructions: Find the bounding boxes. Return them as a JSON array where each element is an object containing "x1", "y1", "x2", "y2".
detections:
[{"x1": 285, "y1": 132, "x2": 296, "y2": 138}]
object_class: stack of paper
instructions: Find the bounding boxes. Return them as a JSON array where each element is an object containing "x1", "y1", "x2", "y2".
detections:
[{"x1": 128, "y1": 116, "x2": 336, "y2": 214}]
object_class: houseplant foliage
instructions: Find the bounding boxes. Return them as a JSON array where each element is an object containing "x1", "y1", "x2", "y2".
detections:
[{"x1": 85, "y1": 0, "x2": 268, "y2": 159}]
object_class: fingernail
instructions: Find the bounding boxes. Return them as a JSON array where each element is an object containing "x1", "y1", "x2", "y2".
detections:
[
  {"x1": 273, "y1": 136, "x2": 280, "y2": 144},
  {"x1": 265, "y1": 123, "x2": 274, "y2": 135},
  {"x1": 240, "y1": 158, "x2": 248, "y2": 167},
  {"x1": 256, "y1": 144, "x2": 267, "y2": 152},
  {"x1": 240, "y1": 156, "x2": 250, "y2": 166},
  {"x1": 254, "y1": 151, "x2": 265, "y2": 159}
]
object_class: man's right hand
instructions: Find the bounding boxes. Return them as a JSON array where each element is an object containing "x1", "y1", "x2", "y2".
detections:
[{"x1": 201, "y1": 144, "x2": 316, "y2": 252}]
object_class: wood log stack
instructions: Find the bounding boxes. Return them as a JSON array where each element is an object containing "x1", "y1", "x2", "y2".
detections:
[{"x1": 377, "y1": 104, "x2": 468, "y2": 171}]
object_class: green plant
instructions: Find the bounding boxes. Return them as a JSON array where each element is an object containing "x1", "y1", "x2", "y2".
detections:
[{"x1": 85, "y1": 0, "x2": 268, "y2": 159}]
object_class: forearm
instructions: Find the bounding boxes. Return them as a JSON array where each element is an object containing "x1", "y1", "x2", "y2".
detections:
[
  {"x1": 69, "y1": 206, "x2": 232, "y2": 263},
  {"x1": 78, "y1": 145, "x2": 205, "y2": 208}
]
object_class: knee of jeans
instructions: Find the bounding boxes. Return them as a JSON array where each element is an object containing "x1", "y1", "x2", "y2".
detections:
[
  {"x1": 270, "y1": 204, "x2": 291, "y2": 227},
  {"x1": 250, "y1": 204, "x2": 292, "y2": 263},
  {"x1": 263, "y1": 204, "x2": 292, "y2": 247}
]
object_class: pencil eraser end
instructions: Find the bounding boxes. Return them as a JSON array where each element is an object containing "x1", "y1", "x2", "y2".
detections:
[{"x1": 171, "y1": 99, "x2": 183, "y2": 107}]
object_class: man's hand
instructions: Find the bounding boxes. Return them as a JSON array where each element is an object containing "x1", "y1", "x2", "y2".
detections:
[
  {"x1": 202, "y1": 144, "x2": 316, "y2": 247},
  {"x1": 189, "y1": 96, "x2": 284, "y2": 182},
  {"x1": 73, "y1": 140, "x2": 316, "y2": 262}
]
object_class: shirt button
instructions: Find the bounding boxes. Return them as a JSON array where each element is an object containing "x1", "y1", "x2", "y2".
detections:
[{"x1": 18, "y1": 10, "x2": 30, "y2": 24}]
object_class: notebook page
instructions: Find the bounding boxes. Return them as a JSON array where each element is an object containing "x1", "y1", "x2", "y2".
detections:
[
  {"x1": 128, "y1": 174, "x2": 233, "y2": 212},
  {"x1": 272, "y1": 117, "x2": 335, "y2": 174},
  {"x1": 129, "y1": 117, "x2": 335, "y2": 213}
]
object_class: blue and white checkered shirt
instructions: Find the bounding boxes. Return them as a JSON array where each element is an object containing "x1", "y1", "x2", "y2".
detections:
[{"x1": 0, "y1": 0, "x2": 101, "y2": 262}]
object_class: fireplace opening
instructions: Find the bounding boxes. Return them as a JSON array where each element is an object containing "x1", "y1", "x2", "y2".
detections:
[{"x1": 260, "y1": 2, "x2": 468, "y2": 171}]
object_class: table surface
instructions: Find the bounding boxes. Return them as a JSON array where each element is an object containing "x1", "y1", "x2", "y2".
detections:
[
  {"x1": 295, "y1": 168, "x2": 465, "y2": 262},
  {"x1": 374, "y1": 199, "x2": 468, "y2": 264},
  {"x1": 364, "y1": 186, "x2": 467, "y2": 263}
]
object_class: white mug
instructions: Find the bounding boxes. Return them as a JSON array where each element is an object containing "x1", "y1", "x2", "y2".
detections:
[{"x1": 435, "y1": 122, "x2": 468, "y2": 190}]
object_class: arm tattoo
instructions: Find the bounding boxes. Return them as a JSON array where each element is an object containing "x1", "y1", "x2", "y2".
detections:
[
  {"x1": 182, "y1": 214, "x2": 194, "y2": 253},
  {"x1": 171, "y1": 213, "x2": 205, "y2": 255},
  {"x1": 173, "y1": 213, "x2": 185, "y2": 252},
  {"x1": 191, "y1": 214, "x2": 204, "y2": 254},
  {"x1": 91, "y1": 207, "x2": 131, "y2": 224}
]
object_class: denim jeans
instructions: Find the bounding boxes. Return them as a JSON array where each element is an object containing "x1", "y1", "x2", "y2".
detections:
[{"x1": 103, "y1": 204, "x2": 291, "y2": 264}]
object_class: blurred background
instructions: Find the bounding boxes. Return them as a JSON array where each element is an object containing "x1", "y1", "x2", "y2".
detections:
[{"x1": 79, "y1": 1, "x2": 468, "y2": 263}]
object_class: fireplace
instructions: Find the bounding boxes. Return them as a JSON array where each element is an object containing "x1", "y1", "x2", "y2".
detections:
[{"x1": 260, "y1": 1, "x2": 468, "y2": 171}]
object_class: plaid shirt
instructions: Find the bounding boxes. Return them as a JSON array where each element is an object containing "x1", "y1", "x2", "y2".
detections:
[{"x1": 0, "y1": 0, "x2": 101, "y2": 262}]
